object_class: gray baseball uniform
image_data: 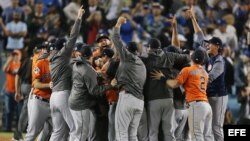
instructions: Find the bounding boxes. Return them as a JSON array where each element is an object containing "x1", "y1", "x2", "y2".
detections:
[
  {"x1": 111, "y1": 27, "x2": 146, "y2": 141},
  {"x1": 69, "y1": 56, "x2": 112, "y2": 141},
  {"x1": 206, "y1": 56, "x2": 228, "y2": 141},
  {"x1": 108, "y1": 103, "x2": 117, "y2": 141},
  {"x1": 141, "y1": 49, "x2": 190, "y2": 141},
  {"x1": 137, "y1": 107, "x2": 149, "y2": 141},
  {"x1": 49, "y1": 18, "x2": 82, "y2": 141},
  {"x1": 196, "y1": 31, "x2": 228, "y2": 141}
]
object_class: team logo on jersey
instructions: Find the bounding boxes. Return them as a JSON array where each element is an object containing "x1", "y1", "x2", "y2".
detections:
[
  {"x1": 34, "y1": 67, "x2": 40, "y2": 74},
  {"x1": 207, "y1": 64, "x2": 212, "y2": 71}
]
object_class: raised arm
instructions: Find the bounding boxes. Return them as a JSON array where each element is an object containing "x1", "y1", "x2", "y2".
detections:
[
  {"x1": 111, "y1": 17, "x2": 129, "y2": 62},
  {"x1": 171, "y1": 16, "x2": 180, "y2": 48},
  {"x1": 60, "y1": 6, "x2": 84, "y2": 56},
  {"x1": 0, "y1": 17, "x2": 8, "y2": 36},
  {"x1": 188, "y1": 6, "x2": 205, "y2": 45}
]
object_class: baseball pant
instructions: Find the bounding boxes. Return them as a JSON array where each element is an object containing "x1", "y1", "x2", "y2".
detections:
[
  {"x1": 137, "y1": 107, "x2": 149, "y2": 141},
  {"x1": 27, "y1": 88, "x2": 33, "y2": 120},
  {"x1": 208, "y1": 95, "x2": 228, "y2": 141},
  {"x1": 108, "y1": 103, "x2": 117, "y2": 141},
  {"x1": 13, "y1": 97, "x2": 28, "y2": 139},
  {"x1": 175, "y1": 109, "x2": 189, "y2": 141},
  {"x1": 71, "y1": 109, "x2": 97, "y2": 141},
  {"x1": 37, "y1": 118, "x2": 53, "y2": 141},
  {"x1": 148, "y1": 98, "x2": 175, "y2": 141},
  {"x1": 13, "y1": 83, "x2": 31, "y2": 140},
  {"x1": 115, "y1": 91, "x2": 144, "y2": 141},
  {"x1": 49, "y1": 90, "x2": 77, "y2": 141},
  {"x1": 25, "y1": 95, "x2": 51, "y2": 141},
  {"x1": 188, "y1": 101, "x2": 213, "y2": 141}
]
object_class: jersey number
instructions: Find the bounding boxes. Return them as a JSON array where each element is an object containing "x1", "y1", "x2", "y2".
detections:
[{"x1": 200, "y1": 76, "x2": 205, "y2": 91}]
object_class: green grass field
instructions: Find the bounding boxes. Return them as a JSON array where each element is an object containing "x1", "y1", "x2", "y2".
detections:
[{"x1": 0, "y1": 132, "x2": 13, "y2": 141}]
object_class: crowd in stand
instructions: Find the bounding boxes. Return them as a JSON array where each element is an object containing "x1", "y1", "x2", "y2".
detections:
[{"x1": 0, "y1": 0, "x2": 250, "y2": 141}]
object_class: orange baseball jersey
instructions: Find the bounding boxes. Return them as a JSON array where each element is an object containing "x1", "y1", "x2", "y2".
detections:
[
  {"x1": 32, "y1": 58, "x2": 51, "y2": 100},
  {"x1": 5, "y1": 60, "x2": 21, "y2": 93},
  {"x1": 176, "y1": 64, "x2": 209, "y2": 103},
  {"x1": 32, "y1": 52, "x2": 40, "y2": 83}
]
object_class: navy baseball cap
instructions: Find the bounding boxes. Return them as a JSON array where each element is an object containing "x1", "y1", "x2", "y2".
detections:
[
  {"x1": 37, "y1": 41, "x2": 49, "y2": 49},
  {"x1": 74, "y1": 42, "x2": 84, "y2": 52},
  {"x1": 127, "y1": 42, "x2": 138, "y2": 53},
  {"x1": 204, "y1": 37, "x2": 223, "y2": 47},
  {"x1": 55, "y1": 37, "x2": 67, "y2": 50},
  {"x1": 216, "y1": 19, "x2": 226, "y2": 26},
  {"x1": 96, "y1": 33, "x2": 110, "y2": 43},
  {"x1": 147, "y1": 38, "x2": 161, "y2": 49},
  {"x1": 102, "y1": 48, "x2": 114, "y2": 58},
  {"x1": 47, "y1": 43, "x2": 56, "y2": 52},
  {"x1": 191, "y1": 49, "x2": 205, "y2": 64},
  {"x1": 80, "y1": 44, "x2": 92, "y2": 57}
]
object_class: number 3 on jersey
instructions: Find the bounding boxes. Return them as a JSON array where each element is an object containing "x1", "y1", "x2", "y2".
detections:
[{"x1": 200, "y1": 76, "x2": 206, "y2": 91}]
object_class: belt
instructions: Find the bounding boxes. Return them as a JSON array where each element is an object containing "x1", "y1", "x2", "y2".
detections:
[
  {"x1": 187, "y1": 100, "x2": 207, "y2": 107},
  {"x1": 34, "y1": 95, "x2": 49, "y2": 103},
  {"x1": 119, "y1": 86, "x2": 131, "y2": 94},
  {"x1": 195, "y1": 100, "x2": 207, "y2": 102}
]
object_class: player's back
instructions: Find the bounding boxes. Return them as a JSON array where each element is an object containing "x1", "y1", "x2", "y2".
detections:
[
  {"x1": 180, "y1": 64, "x2": 209, "y2": 103},
  {"x1": 49, "y1": 51, "x2": 72, "y2": 92}
]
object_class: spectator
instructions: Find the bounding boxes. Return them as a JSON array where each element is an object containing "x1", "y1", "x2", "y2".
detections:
[
  {"x1": 45, "y1": 3, "x2": 60, "y2": 32},
  {"x1": 207, "y1": 0, "x2": 234, "y2": 18},
  {"x1": 235, "y1": 50, "x2": 249, "y2": 97},
  {"x1": 26, "y1": 1, "x2": 46, "y2": 39},
  {"x1": 0, "y1": 12, "x2": 27, "y2": 50},
  {"x1": 213, "y1": 19, "x2": 238, "y2": 55},
  {"x1": 85, "y1": 11, "x2": 106, "y2": 45},
  {"x1": 144, "y1": 2, "x2": 165, "y2": 38},
  {"x1": 176, "y1": 0, "x2": 204, "y2": 20},
  {"x1": 63, "y1": 0, "x2": 81, "y2": 24},
  {"x1": 2, "y1": 50, "x2": 21, "y2": 131},
  {"x1": 2, "y1": 0, "x2": 24, "y2": 23},
  {"x1": 83, "y1": 0, "x2": 106, "y2": 22},
  {"x1": 22, "y1": 3, "x2": 32, "y2": 22},
  {"x1": 223, "y1": 46, "x2": 234, "y2": 95},
  {"x1": 119, "y1": 7, "x2": 138, "y2": 44},
  {"x1": 237, "y1": 69, "x2": 250, "y2": 125}
]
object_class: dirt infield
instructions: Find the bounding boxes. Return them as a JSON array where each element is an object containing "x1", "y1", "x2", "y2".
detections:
[{"x1": 0, "y1": 132, "x2": 13, "y2": 141}]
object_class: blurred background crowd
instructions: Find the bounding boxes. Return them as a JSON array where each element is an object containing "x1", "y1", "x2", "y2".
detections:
[{"x1": 0, "y1": 0, "x2": 250, "y2": 132}]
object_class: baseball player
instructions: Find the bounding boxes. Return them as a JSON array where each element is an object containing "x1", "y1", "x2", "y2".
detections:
[
  {"x1": 188, "y1": 7, "x2": 227, "y2": 141},
  {"x1": 48, "y1": 6, "x2": 84, "y2": 141},
  {"x1": 204, "y1": 37, "x2": 227, "y2": 141},
  {"x1": 151, "y1": 49, "x2": 214, "y2": 141},
  {"x1": 25, "y1": 43, "x2": 52, "y2": 141},
  {"x1": 111, "y1": 16, "x2": 147, "y2": 141},
  {"x1": 141, "y1": 29, "x2": 190, "y2": 141},
  {"x1": 93, "y1": 33, "x2": 112, "y2": 58},
  {"x1": 69, "y1": 44, "x2": 113, "y2": 141},
  {"x1": 13, "y1": 48, "x2": 32, "y2": 140}
]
